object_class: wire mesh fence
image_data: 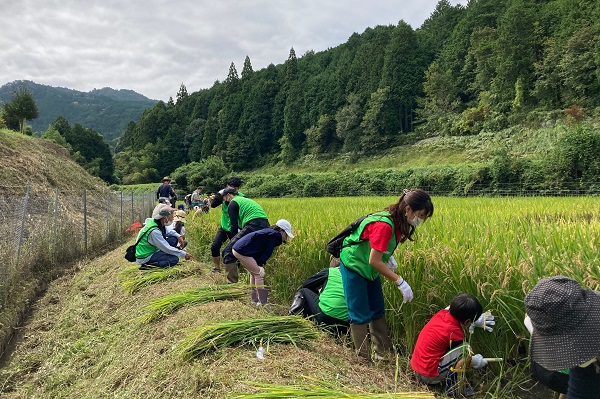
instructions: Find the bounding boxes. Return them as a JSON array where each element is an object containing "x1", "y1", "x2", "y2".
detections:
[{"x1": 0, "y1": 184, "x2": 155, "y2": 308}]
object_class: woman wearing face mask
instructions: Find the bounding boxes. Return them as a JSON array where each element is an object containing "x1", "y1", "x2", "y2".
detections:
[{"x1": 339, "y1": 189, "x2": 434, "y2": 361}]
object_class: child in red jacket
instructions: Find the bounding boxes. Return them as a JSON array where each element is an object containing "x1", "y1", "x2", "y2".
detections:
[{"x1": 411, "y1": 293, "x2": 495, "y2": 397}]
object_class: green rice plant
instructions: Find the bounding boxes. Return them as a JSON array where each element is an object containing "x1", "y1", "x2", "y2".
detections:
[
  {"x1": 121, "y1": 264, "x2": 202, "y2": 295},
  {"x1": 177, "y1": 316, "x2": 320, "y2": 360},
  {"x1": 137, "y1": 284, "x2": 249, "y2": 323},
  {"x1": 227, "y1": 380, "x2": 435, "y2": 398}
]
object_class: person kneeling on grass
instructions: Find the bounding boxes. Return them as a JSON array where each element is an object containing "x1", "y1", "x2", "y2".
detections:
[
  {"x1": 232, "y1": 219, "x2": 294, "y2": 306},
  {"x1": 135, "y1": 204, "x2": 193, "y2": 269},
  {"x1": 410, "y1": 293, "x2": 495, "y2": 398},
  {"x1": 289, "y1": 257, "x2": 349, "y2": 336}
]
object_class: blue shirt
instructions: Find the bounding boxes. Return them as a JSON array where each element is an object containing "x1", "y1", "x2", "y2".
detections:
[{"x1": 232, "y1": 228, "x2": 283, "y2": 266}]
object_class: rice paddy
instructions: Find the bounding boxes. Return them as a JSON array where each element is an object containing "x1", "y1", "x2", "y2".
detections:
[{"x1": 189, "y1": 196, "x2": 600, "y2": 369}]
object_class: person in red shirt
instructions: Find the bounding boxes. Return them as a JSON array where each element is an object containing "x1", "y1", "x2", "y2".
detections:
[{"x1": 411, "y1": 293, "x2": 495, "y2": 397}]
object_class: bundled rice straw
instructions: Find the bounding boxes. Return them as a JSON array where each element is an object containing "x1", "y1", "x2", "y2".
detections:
[
  {"x1": 227, "y1": 380, "x2": 435, "y2": 398},
  {"x1": 177, "y1": 316, "x2": 320, "y2": 360},
  {"x1": 137, "y1": 284, "x2": 248, "y2": 323},
  {"x1": 121, "y1": 265, "x2": 200, "y2": 295}
]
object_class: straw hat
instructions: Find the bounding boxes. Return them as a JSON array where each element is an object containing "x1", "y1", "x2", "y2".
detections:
[
  {"x1": 525, "y1": 276, "x2": 600, "y2": 370},
  {"x1": 173, "y1": 209, "x2": 187, "y2": 223}
]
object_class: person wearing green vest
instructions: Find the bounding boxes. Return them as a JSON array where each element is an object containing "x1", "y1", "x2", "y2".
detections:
[
  {"x1": 220, "y1": 187, "x2": 269, "y2": 283},
  {"x1": 339, "y1": 189, "x2": 434, "y2": 361},
  {"x1": 135, "y1": 204, "x2": 193, "y2": 269},
  {"x1": 289, "y1": 258, "x2": 349, "y2": 336},
  {"x1": 209, "y1": 177, "x2": 243, "y2": 272}
]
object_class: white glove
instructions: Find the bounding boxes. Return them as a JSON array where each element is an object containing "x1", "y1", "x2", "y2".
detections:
[
  {"x1": 386, "y1": 256, "x2": 398, "y2": 271},
  {"x1": 470, "y1": 354, "x2": 488, "y2": 369},
  {"x1": 218, "y1": 189, "x2": 225, "y2": 196},
  {"x1": 258, "y1": 266, "x2": 265, "y2": 278},
  {"x1": 396, "y1": 278, "x2": 413, "y2": 303},
  {"x1": 469, "y1": 311, "x2": 495, "y2": 333}
]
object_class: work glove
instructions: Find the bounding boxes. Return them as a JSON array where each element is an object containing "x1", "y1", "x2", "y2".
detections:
[
  {"x1": 470, "y1": 354, "x2": 488, "y2": 369},
  {"x1": 396, "y1": 277, "x2": 413, "y2": 303},
  {"x1": 218, "y1": 189, "x2": 225, "y2": 196},
  {"x1": 258, "y1": 266, "x2": 265, "y2": 278},
  {"x1": 469, "y1": 311, "x2": 495, "y2": 333},
  {"x1": 386, "y1": 256, "x2": 398, "y2": 271}
]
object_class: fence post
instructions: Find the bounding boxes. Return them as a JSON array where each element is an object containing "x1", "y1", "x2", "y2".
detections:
[
  {"x1": 52, "y1": 188, "x2": 59, "y2": 257},
  {"x1": 120, "y1": 191, "x2": 123, "y2": 232},
  {"x1": 83, "y1": 189, "x2": 88, "y2": 254},
  {"x1": 106, "y1": 192, "x2": 110, "y2": 241},
  {"x1": 16, "y1": 183, "x2": 30, "y2": 266},
  {"x1": 131, "y1": 193, "x2": 134, "y2": 224}
]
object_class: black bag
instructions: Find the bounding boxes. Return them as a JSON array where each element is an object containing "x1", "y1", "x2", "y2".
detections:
[
  {"x1": 125, "y1": 244, "x2": 137, "y2": 262},
  {"x1": 124, "y1": 226, "x2": 158, "y2": 262},
  {"x1": 325, "y1": 213, "x2": 393, "y2": 258}
]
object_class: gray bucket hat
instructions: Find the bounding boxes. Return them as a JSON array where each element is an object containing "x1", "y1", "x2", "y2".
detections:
[{"x1": 525, "y1": 276, "x2": 600, "y2": 370}]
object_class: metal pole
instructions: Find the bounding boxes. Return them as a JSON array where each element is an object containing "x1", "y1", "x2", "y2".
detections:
[
  {"x1": 131, "y1": 193, "x2": 134, "y2": 224},
  {"x1": 16, "y1": 183, "x2": 30, "y2": 265},
  {"x1": 83, "y1": 189, "x2": 88, "y2": 254},
  {"x1": 106, "y1": 192, "x2": 110, "y2": 241},
  {"x1": 52, "y1": 188, "x2": 59, "y2": 257},
  {"x1": 120, "y1": 191, "x2": 123, "y2": 232}
]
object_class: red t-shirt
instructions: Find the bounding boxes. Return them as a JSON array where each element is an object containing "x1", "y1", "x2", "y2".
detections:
[
  {"x1": 360, "y1": 221, "x2": 397, "y2": 251},
  {"x1": 410, "y1": 309, "x2": 465, "y2": 377}
]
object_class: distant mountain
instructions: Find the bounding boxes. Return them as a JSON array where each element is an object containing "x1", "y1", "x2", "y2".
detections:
[{"x1": 0, "y1": 80, "x2": 158, "y2": 146}]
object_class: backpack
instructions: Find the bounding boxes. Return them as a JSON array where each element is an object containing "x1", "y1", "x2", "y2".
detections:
[
  {"x1": 124, "y1": 227, "x2": 158, "y2": 262},
  {"x1": 325, "y1": 213, "x2": 393, "y2": 258}
]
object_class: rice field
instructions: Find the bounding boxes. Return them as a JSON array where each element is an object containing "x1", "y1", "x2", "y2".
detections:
[{"x1": 187, "y1": 196, "x2": 600, "y2": 373}]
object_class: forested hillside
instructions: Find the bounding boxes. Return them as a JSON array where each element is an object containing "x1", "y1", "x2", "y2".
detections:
[
  {"x1": 0, "y1": 80, "x2": 157, "y2": 145},
  {"x1": 115, "y1": 0, "x2": 600, "y2": 188}
]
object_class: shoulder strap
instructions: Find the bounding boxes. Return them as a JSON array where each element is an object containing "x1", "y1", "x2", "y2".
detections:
[{"x1": 135, "y1": 226, "x2": 159, "y2": 245}]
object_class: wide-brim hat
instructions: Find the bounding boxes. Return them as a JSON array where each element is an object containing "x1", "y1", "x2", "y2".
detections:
[{"x1": 525, "y1": 276, "x2": 600, "y2": 370}]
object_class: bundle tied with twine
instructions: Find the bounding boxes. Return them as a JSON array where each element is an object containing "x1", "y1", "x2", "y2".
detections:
[
  {"x1": 137, "y1": 284, "x2": 248, "y2": 323},
  {"x1": 226, "y1": 379, "x2": 435, "y2": 398},
  {"x1": 177, "y1": 316, "x2": 320, "y2": 360}
]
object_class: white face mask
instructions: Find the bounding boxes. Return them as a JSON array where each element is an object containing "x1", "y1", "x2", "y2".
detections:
[
  {"x1": 407, "y1": 215, "x2": 424, "y2": 227},
  {"x1": 164, "y1": 220, "x2": 173, "y2": 226}
]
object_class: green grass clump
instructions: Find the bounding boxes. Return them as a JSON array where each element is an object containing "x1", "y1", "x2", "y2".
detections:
[
  {"x1": 177, "y1": 316, "x2": 320, "y2": 360},
  {"x1": 227, "y1": 380, "x2": 435, "y2": 398},
  {"x1": 137, "y1": 284, "x2": 249, "y2": 323},
  {"x1": 121, "y1": 264, "x2": 202, "y2": 295}
]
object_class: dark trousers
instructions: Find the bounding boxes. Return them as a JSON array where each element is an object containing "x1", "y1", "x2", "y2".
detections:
[
  {"x1": 299, "y1": 288, "x2": 349, "y2": 336},
  {"x1": 222, "y1": 218, "x2": 269, "y2": 264},
  {"x1": 211, "y1": 227, "x2": 233, "y2": 257},
  {"x1": 567, "y1": 362, "x2": 600, "y2": 399},
  {"x1": 143, "y1": 236, "x2": 179, "y2": 268}
]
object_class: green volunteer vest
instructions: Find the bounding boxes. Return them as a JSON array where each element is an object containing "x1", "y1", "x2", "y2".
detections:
[
  {"x1": 220, "y1": 191, "x2": 244, "y2": 231},
  {"x1": 135, "y1": 219, "x2": 161, "y2": 259},
  {"x1": 230, "y1": 195, "x2": 267, "y2": 228},
  {"x1": 339, "y1": 211, "x2": 396, "y2": 281},
  {"x1": 318, "y1": 267, "x2": 348, "y2": 321}
]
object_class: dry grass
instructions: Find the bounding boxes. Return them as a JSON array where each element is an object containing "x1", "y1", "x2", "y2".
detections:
[{"x1": 0, "y1": 243, "x2": 433, "y2": 399}]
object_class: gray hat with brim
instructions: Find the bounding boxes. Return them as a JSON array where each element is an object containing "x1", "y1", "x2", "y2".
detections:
[
  {"x1": 525, "y1": 276, "x2": 600, "y2": 370},
  {"x1": 152, "y1": 204, "x2": 174, "y2": 220}
]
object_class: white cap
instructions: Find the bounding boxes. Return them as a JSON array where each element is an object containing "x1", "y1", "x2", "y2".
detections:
[{"x1": 275, "y1": 219, "x2": 294, "y2": 238}]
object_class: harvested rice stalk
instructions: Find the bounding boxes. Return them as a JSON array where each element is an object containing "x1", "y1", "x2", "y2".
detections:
[
  {"x1": 227, "y1": 381, "x2": 435, "y2": 398},
  {"x1": 177, "y1": 316, "x2": 320, "y2": 360},
  {"x1": 121, "y1": 264, "x2": 201, "y2": 295},
  {"x1": 137, "y1": 284, "x2": 248, "y2": 323}
]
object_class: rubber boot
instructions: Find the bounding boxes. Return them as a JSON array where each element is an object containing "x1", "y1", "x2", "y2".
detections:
[
  {"x1": 349, "y1": 323, "x2": 371, "y2": 361},
  {"x1": 212, "y1": 256, "x2": 221, "y2": 272},
  {"x1": 257, "y1": 288, "x2": 269, "y2": 305},
  {"x1": 288, "y1": 291, "x2": 305, "y2": 315},
  {"x1": 251, "y1": 288, "x2": 259, "y2": 306},
  {"x1": 369, "y1": 317, "x2": 393, "y2": 361},
  {"x1": 224, "y1": 262, "x2": 238, "y2": 283}
]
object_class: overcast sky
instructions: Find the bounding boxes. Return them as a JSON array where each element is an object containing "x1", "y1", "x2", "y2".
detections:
[{"x1": 1, "y1": 1, "x2": 468, "y2": 102}]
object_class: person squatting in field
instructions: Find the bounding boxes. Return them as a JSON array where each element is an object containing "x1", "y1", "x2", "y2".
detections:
[
  {"x1": 289, "y1": 257, "x2": 349, "y2": 336},
  {"x1": 232, "y1": 219, "x2": 294, "y2": 306},
  {"x1": 411, "y1": 293, "x2": 495, "y2": 397},
  {"x1": 525, "y1": 276, "x2": 600, "y2": 399},
  {"x1": 339, "y1": 189, "x2": 434, "y2": 361},
  {"x1": 135, "y1": 204, "x2": 192, "y2": 269},
  {"x1": 209, "y1": 177, "x2": 243, "y2": 273},
  {"x1": 219, "y1": 187, "x2": 270, "y2": 283}
]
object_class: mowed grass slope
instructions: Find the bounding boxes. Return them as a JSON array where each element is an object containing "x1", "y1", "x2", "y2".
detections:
[{"x1": 0, "y1": 245, "x2": 424, "y2": 398}]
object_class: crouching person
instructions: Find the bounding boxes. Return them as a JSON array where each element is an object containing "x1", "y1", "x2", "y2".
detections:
[
  {"x1": 135, "y1": 204, "x2": 193, "y2": 269},
  {"x1": 289, "y1": 258, "x2": 349, "y2": 336},
  {"x1": 410, "y1": 293, "x2": 495, "y2": 397}
]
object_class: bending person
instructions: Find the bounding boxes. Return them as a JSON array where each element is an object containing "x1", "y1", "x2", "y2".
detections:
[
  {"x1": 135, "y1": 204, "x2": 192, "y2": 269},
  {"x1": 209, "y1": 177, "x2": 243, "y2": 272},
  {"x1": 232, "y1": 219, "x2": 294, "y2": 305},
  {"x1": 289, "y1": 258, "x2": 349, "y2": 336}
]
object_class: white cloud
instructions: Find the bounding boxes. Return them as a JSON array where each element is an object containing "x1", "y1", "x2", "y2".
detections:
[{"x1": 0, "y1": 0, "x2": 468, "y2": 101}]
